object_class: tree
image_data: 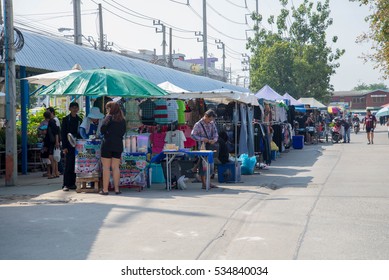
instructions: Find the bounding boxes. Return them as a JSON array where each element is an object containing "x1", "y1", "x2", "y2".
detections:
[
  {"x1": 247, "y1": 0, "x2": 344, "y2": 102},
  {"x1": 352, "y1": 82, "x2": 388, "y2": 90},
  {"x1": 350, "y1": 0, "x2": 389, "y2": 78}
]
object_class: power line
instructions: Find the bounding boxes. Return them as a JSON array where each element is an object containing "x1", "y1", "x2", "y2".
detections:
[
  {"x1": 187, "y1": 5, "x2": 246, "y2": 41},
  {"x1": 90, "y1": 0, "x2": 155, "y2": 29},
  {"x1": 16, "y1": 12, "x2": 97, "y2": 23},
  {"x1": 206, "y1": 2, "x2": 250, "y2": 26},
  {"x1": 225, "y1": 0, "x2": 247, "y2": 9},
  {"x1": 102, "y1": 0, "x2": 197, "y2": 34}
]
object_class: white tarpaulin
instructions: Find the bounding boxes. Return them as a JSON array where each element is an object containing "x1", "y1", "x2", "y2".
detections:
[
  {"x1": 23, "y1": 64, "x2": 82, "y2": 86},
  {"x1": 164, "y1": 88, "x2": 259, "y2": 105},
  {"x1": 298, "y1": 97, "x2": 326, "y2": 109},
  {"x1": 255, "y1": 84, "x2": 283, "y2": 101},
  {"x1": 157, "y1": 81, "x2": 190, "y2": 93},
  {"x1": 283, "y1": 92, "x2": 303, "y2": 106}
]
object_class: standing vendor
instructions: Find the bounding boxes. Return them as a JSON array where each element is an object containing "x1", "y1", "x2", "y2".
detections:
[
  {"x1": 191, "y1": 109, "x2": 219, "y2": 189},
  {"x1": 79, "y1": 107, "x2": 104, "y2": 139}
]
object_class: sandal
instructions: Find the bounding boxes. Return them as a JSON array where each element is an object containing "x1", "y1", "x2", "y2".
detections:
[
  {"x1": 99, "y1": 191, "x2": 109, "y2": 195},
  {"x1": 202, "y1": 184, "x2": 218, "y2": 189},
  {"x1": 115, "y1": 191, "x2": 122, "y2": 195},
  {"x1": 47, "y1": 176, "x2": 56, "y2": 179}
]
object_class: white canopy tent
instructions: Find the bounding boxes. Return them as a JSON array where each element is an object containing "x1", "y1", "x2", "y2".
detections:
[
  {"x1": 298, "y1": 97, "x2": 326, "y2": 109},
  {"x1": 157, "y1": 81, "x2": 190, "y2": 93},
  {"x1": 283, "y1": 92, "x2": 303, "y2": 106},
  {"x1": 164, "y1": 88, "x2": 259, "y2": 106}
]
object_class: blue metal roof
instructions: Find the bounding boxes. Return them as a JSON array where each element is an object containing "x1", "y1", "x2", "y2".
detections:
[{"x1": 16, "y1": 30, "x2": 249, "y2": 93}]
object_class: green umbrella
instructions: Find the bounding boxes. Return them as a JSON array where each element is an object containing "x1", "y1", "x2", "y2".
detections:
[{"x1": 38, "y1": 68, "x2": 169, "y2": 98}]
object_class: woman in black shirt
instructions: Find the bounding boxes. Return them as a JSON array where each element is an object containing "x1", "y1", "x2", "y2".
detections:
[{"x1": 100, "y1": 101, "x2": 126, "y2": 195}]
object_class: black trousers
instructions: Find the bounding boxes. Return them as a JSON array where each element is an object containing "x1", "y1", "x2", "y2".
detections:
[{"x1": 63, "y1": 147, "x2": 76, "y2": 188}]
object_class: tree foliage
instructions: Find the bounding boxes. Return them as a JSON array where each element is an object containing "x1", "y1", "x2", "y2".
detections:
[
  {"x1": 247, "y1": 0, "x2": 344, "y2": 102},
  {"x1": 350, "y1": 0, "x2": 389, "y2": 78},
  {"x1": 352, "y1": 82, "x2": 388, "y2": 90}
]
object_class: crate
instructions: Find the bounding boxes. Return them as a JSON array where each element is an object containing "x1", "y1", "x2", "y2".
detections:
[
  {"x1": 217, "y1": 162, "x2": 241, "y2": 183},
  {"x1": 75, "y1": 176, "x2": 101, "y2": 193}
]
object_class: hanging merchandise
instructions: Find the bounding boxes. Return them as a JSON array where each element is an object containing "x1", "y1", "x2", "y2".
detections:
[
  {"x1": 150, "y1": 129, "x2": 166, "y2": 154},
  {"x1": 239, "y1": 103, "x2": 249, "y2": 155},
  {"x1": 125, "y1": 99, "x2": 142, "y2": 129},
  {"x1": 176, "y1": 100, "x2": 186, "y2": 125},
  {"x1": 153, "y1": 99, "x2": 169, "y2": 124},
  {"x1": 166, "y1": 99, "x2": 178, "y2": 122},
  {"x1": 247, "y1": 106, "x2": 255, "y2": 157},
  {"x1": 165, "y1": 128, "x2": 187, "y2": 149},
  {"x1": 139, "y1": 99, "x2": 156, "y2": 125}
]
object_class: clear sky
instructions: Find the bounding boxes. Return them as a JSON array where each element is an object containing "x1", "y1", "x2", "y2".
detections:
[{"x1": 12, "y1": 0, "x2": 388, "y2": 92}]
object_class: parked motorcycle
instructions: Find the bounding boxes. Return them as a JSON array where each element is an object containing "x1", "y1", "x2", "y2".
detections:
[
  {"x1": 353, "y1": 121, "x2": 360, "y2": 134},
  {"x1": 331, "y1": 118, "x2": 343, "y2": 143}
]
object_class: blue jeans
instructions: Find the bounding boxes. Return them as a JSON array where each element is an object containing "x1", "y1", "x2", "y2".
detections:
[{"x1": 344, "y1": 128, "x2": 351, "y2": 142}]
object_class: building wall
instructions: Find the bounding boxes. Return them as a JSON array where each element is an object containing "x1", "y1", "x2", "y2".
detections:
[
  {"x1": 331, "y1": 90, "x2": 389, "y2": 110},
  {"x1": 365, "y1": 90, "x2": 389, "y2": 108}
]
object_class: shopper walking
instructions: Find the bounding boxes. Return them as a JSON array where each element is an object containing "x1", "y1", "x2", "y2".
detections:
[
  {"x1": 99, "y1": 101, "x2": 126, "y2": 195},
  {"x1": 43, "y1": 111, "x2": 60, "y2": 179},
  {"x1": 362, "y1": 109, "x2": 377, "y2": 144},
  {"x1": 61, "y1": 102, "x2": 82, "y2": 191}
]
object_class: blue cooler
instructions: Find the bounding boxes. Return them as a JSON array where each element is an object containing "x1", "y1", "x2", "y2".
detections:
[
  {"x1": 292, "y1": 135, "x2": 304, "y2": 149},
  {"x1": 150, "y1": 163, "x2": 165, "y2": 183},
  {"x1": 218, "y1": 162, "x2": 241, "y2": 183}
]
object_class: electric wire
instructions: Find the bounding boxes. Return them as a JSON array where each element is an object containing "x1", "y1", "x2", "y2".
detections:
[
  {"x1": 187, "y1": 5, "x2": 246, "y2": 41},
  {"x1": 225, "y1": 0, "x2": 248, "y2": 9},
  {"x1": 206, "y1": 2, "x2": 250, "y2": 26}
]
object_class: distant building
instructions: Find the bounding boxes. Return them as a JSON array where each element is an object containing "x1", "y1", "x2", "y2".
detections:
[
  {"x1": 118, "y1": 49, "x2": 225, "y2": 82},
  {"x1": 331, "y1": 90, "x2": 389, "y2": 112}
]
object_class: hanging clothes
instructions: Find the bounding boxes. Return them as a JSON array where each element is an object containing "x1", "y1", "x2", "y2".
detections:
[
  {"x1": 247, "y1": 106, "x2": 255, "y2": 157},
  {"x1": 153, "y1": 99, "x2": 169, "y2": 124},
  {"x1": 176, "y1": 100, "x2": 186, "y2": 125},
  {"x1": 166, "y1": 99, "x2": 178, "y2": 122},
  {"x1": 125, "y1": 99, "x2": 142, "y2": 129},
  {"x1": 139, "y1": 99, "x2": 156, "y2": 125},
  {"x1": 239, "y1": 103, "x2": 248, "y2": 155}
]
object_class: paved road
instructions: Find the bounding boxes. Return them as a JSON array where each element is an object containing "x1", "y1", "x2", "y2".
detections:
[{"x1": 0, "y1": 126, "x2": 388, "y2": 260}]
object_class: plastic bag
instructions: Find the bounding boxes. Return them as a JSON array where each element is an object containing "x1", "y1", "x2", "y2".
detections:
[
  {"x1": 239, "y1": 153, "x2": 256, "y2": 175},
  {"x1": 53, "y1": 148, "x2": 61, "y2": 162},
  {"x1": 177, "y1": 175, "x2": 188, "y2": 190}
]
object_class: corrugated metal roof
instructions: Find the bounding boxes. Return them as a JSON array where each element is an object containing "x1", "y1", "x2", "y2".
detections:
[{"x1": 16, "y1": 30, "x2": 249, "y2": 93}]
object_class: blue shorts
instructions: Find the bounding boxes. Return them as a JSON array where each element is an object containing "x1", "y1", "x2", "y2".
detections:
[{"x1": 366, "y1": 127, "x2": 374, "y2": 133}]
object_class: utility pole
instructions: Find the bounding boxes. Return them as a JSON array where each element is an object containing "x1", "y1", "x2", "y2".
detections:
[
  {"x1": 153, "y1": 20, "x2": 167, "y2": 66},
  {"x1": 3, "y1": 0, "x2": 17, "y2": 185},
  {"x1": 169, "y1": 28, "x2": 173, "y2": 68},
  {"x1": 73, "y1": 0, "x2": 82, "y2": 45},
  {"x1": 162, "y1": 25, "x2": 166, "y2": 65},
  {"x1": 202, "y1": 0, "x2": 208, "y2": 77},
  {"x1": 98, "y1": 3, "x2": 104, "y2": 51},
  {"x1": 215, "y1": 39, "x2": 226, "y2": 82}
]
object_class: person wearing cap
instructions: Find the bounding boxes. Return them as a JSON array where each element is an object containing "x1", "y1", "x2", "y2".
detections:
[
  {"x1": 79, "y1": 107, "x2": 104, "y2": 139},
  {"x1": 191, "y1": 109, "x2": 219, "y2": 189}
]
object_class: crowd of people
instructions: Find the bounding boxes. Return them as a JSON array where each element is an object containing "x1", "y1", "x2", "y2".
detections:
[
  {"x1": 38, "y1": 101, "x2": 127, "y2": 194},
  {"x1": 293, "y1": 109, "x2": 381, "y2": 145}
]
